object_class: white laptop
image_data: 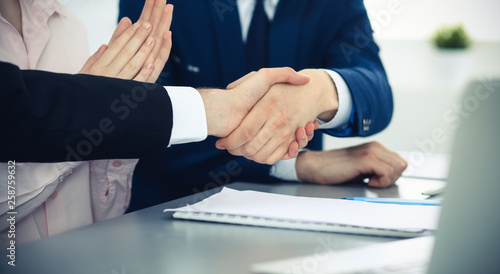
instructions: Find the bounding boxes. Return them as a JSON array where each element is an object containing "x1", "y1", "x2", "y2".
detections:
[{"x1": 252, "y1": 80, "x2": 500, "y2": 274}]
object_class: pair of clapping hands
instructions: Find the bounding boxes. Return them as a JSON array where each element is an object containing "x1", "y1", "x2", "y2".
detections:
[{"x1": 78, "y1": 0, "x2": 321, "y2": 165}]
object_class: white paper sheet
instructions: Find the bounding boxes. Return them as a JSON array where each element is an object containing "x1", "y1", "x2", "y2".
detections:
[{"x1": 165, "y1": 188, "x2": 440, "y2": 231}]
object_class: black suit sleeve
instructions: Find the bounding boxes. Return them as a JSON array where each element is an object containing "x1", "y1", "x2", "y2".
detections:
[{"x1": 0, "y1": 61, "x2": 173, "y2": 162}]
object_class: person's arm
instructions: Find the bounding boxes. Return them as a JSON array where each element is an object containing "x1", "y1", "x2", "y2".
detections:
[
  {"x1": 1, "y1": 61, "x2": 173, "y2": 162},
  {"x1": 0, "y1": 63, "x2": 309, "y2": 162},
  {"x1": 216, "y1": 0, "x2": 392, "y2": 164},
  {"x1": 322, "y1": 0, "x2": 393, "y2": 137}
]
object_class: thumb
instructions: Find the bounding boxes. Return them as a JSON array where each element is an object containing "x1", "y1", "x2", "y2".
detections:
[{"x1": 235, "y1": 67, "x2": 310, "y2": 106}]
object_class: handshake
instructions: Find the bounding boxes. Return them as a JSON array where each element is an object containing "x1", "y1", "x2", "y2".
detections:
[{"x1": 200, "y1": 67, "x2": 334, "y2": 165}]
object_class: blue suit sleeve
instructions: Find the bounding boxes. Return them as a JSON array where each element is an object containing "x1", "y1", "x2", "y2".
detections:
[{"x1": 323, "y1": 0, "x2": 393, "y2": 137}]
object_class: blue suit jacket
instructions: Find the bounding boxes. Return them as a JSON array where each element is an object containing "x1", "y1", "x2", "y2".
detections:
[{"x1": 119, "y1": 0, "x2": 393, "y2": 210}]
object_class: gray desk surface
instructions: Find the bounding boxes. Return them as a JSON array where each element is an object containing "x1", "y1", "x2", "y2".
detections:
[{"x1": 2, "y1": 178, "x2": 444, "y2": 274}]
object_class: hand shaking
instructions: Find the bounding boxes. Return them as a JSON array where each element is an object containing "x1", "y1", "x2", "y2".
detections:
[
  {"x1": 213, "y1": 69, "x2": 338, "y2": 165},
  {"x1": 200, "y1": 67, "x2": 333, "y2": 165}
]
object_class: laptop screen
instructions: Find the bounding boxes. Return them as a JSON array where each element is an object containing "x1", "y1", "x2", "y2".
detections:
[{"x1": 428, "y1": 79, "x2": 500, "y2": 273}]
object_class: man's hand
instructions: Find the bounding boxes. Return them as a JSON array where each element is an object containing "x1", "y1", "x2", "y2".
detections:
[
  {"x1": 216, "y1": 69, "x2": 339, "y2": 165},
  {"x1": 79, "y1": 0, "x2": 173, "y2": 83},
  {"x1": 296, "y1": 142, "x2": 408, "y2": 188},
  {"x1": 200, "y1": 67, "x2": 310, "y2": 139}
]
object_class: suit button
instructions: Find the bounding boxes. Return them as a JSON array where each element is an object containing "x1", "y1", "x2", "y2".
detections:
[
  {"x1": 362, "y1": 119, "x2": 372, "y2": 131},
  {"x1": 187, "y1": 65, "x2": 200, "y2": 73},
  {"x1": 113, "y1": 161, "x2": 122, "y2": 168}
]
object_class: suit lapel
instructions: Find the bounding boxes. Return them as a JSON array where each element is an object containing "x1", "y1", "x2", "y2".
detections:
[
  {"x1": 207, "y1": 0, "x2": 247, "y2": 85},
  {"x1": 269, "y1": 0, "x2": 308, "y2": 68}
]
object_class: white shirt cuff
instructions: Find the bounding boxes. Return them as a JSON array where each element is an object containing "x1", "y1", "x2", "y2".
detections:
[
  {"x1": 165, "y1": 86, "x2": 207, "y2": 145},
  {"x1": 269, "y1": 157, "x2": 299, "y2": 181},
  {"x1": 316, "y1": 69, "x2": 353, "y2": 129}
]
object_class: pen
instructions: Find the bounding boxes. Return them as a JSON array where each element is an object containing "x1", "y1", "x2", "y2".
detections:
[
  {"x1": 342, "y1": 197, "x2": 441, "y2": 206},
  {"x1": 421, "y1": 185, "x2": 446, "y2": 196}
]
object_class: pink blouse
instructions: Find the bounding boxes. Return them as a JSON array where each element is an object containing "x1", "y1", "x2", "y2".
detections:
[{"x1": 0, "y1": 0, "x2": 138, "y2": 246}]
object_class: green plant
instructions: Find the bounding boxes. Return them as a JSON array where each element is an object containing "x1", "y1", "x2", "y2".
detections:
[{"x1": 433, "y1": 24, "x2": 471, "y2": 49}]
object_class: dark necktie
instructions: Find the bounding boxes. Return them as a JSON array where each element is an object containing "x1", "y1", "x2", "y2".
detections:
[{"x1": 245, "y1": 0, "x2": 270, "y2": 72}]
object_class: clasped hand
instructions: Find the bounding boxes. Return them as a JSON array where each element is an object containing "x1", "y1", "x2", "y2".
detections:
[{"x1": 215, "y1": 69, "x2": 338, "y2": 165}]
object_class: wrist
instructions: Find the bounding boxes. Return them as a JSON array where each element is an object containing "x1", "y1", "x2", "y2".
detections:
[
  {"x1": 295, "y1": 150, "x2": 315, "y2": 182},
  {"x1": 299, "y1": 69, "x2": 339, "y2": 121},
  {"x1": 199, "y1": 88, "x2": 224, "y2": 137},
  {"x1": 199, "y1": 88, "x2": 244, "y2": 137}
]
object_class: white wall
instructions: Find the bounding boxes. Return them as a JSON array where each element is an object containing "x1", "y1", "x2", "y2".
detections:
[
  {"x1": 62, "y1": 0, "x2": 119, "y2": 54},
  {"x1": 64, "y1": 0, "x2": 500, "y2": 53},
  {"x1": 365, "y1": 0, "x2": 500, "y2": 41}
]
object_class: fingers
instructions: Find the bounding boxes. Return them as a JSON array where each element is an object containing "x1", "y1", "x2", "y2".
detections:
[
  {"x1": 221, "y1": 115, "x2": 296, "y2": 164},
  {"x1": 313, "y1": 120, "x2": 320, "y2": 130},
  {"x1": 80, "y1": 0, "x2": 172, "y2": 81},
  {"x1": 133, "y1": 63, "x2": 155, "y2": 82},
  {"x1": 149, "y1": 0, "x2": 169, "y2": 34},
  {"x1": 215, "y1": 111, "x2": 268, "y2": 151},
  {"x1": 254, "y1": 68, "x2": 310, "y2": 90},
  {"x1": 295, "y1": 127, "x2": 308, "y2": 150},
  {"x1": 286, "y1": 122, "x2": 317, "y2": 161},
  {"x1": 117, "y1": 36, "x2": 156, "y2": 80},
  {"x1": 90, "y1": 22, "x2": 142, "y2": 68},
  {"x1": 293, "y1": 142, "x2": 407, "y2": 187},
  {"x1": 104, "y1": 22, "x2": 154, "y2": 76},
  {"x1": 146, "y1": 30, "x2": 172, "y2": 83},
  {"x1": 356, "y1": 142, "x2": 407, "y2": 188},
  {"x1": 281, "y1": 141, "x2": 299, "y2": 161},
  {"x1": 364, "y1": 160, "x2": 396, "y2": 188},
  {"x1": 215, "y1": 68, "x2": 312, "y2": 164},
  {"x1": 79, "y1": 22, "x2": 156, "y2": 79},
  {"x1": 305, "y1": 122, "x2": 316, "y2": 141},
  {"x1": 138, "y1": 0, "x2": 156, "y2": 23},
  {"x1": 145, "y1": 4, "x2": 173, "y2": 67},
  {"x1": 79, "y1": 44, "x2": 107, "y2": 73},
  {"x1": 281, "y1": 121, "x2": 316, "y2": 161},
  {"x1": 235, "y1": 68, "x2": 310, "y2": 106},
  {"x1": 109, "y1": 17, "x2": 133, "y2": 44},
  {"x1": 266, "y1": 141, "x2": 295, "y2": 164},
  {"x1": 250, "y1": 132, "x2": 293, "y2": 164}
]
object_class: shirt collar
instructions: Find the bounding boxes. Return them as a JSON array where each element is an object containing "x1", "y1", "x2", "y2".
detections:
[{"x1": 21, "y1": 0, "x2": 64, "y2": 22}]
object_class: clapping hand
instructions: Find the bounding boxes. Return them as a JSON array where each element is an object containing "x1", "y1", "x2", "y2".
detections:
[{"x1": 79, "y1": 0, "x2": 173, "y2": 83}]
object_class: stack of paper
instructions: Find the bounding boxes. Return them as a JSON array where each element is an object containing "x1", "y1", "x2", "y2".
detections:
[{"x1": 164, "y1": 188, "x2": 440, "y2": 237}]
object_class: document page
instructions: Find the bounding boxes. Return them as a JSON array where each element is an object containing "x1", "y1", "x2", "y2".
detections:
[{"x1": 165, "y1": 188, "x2": 440, "y2": 231}]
